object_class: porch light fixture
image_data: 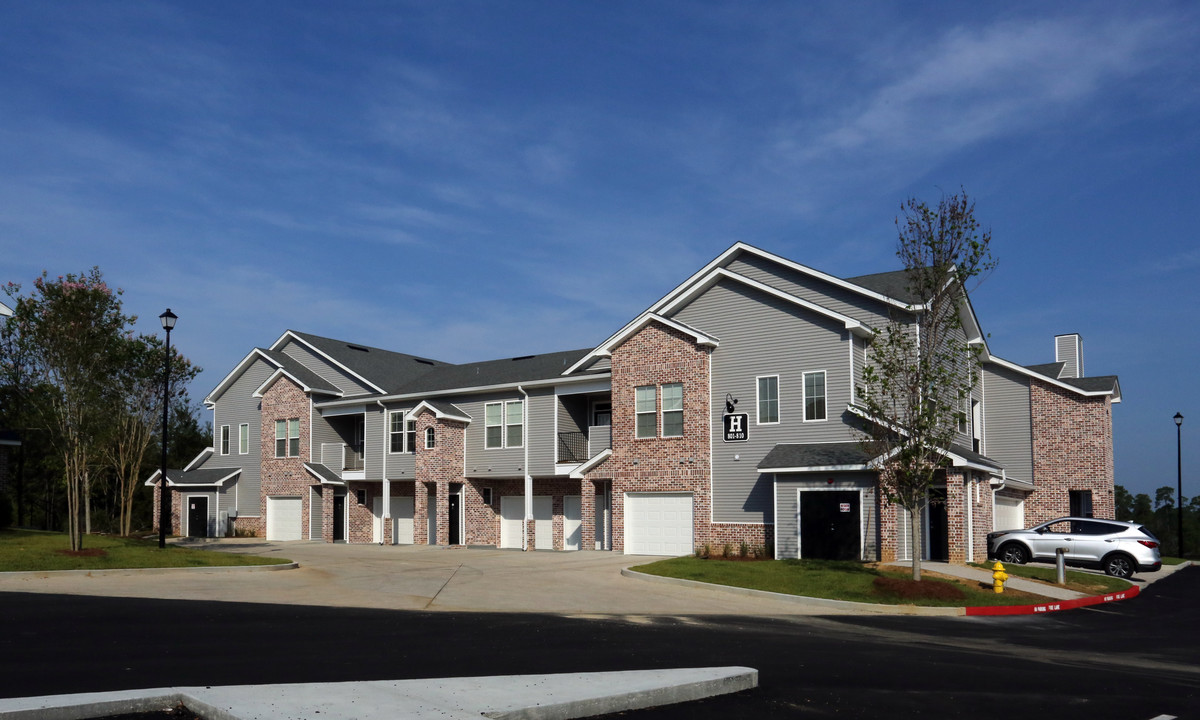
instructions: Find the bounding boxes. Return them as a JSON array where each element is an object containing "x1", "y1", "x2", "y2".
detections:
[
  {"x1": 1175, "y1": 412, "x2": 1184, "y2": 558},
  {"x1": 158, "y1": 309, "x2": 177, "y2": 549}
]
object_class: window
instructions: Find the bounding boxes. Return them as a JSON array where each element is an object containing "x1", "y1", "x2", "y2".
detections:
[
  {"x1": 661, "y1": 383, "x2": 683, "y2": 437},
  {"x1": 275, "y1": 418, "x2": 300, "y2": 458},
  {"x1": 355, "y1": 489, "x2": 366, "y2": 506},
  {"x1": 803, "y1": 371, "x2": 826, "y2": 422},
  {"x1": 757, "y1": 376, "x2": 779, "y2": 424},
  {"x1": 1069, "y1": 490, "x2": 1093, "y2": 518},
  {"x1": 482, "y1": 487, "x2": 493, "y2": 505},
  {"x1": 220, "y1": 425, "x2": 230, "y2": 455},
  {"x1": 406, "y1": 419, "x2": 416, "y2": 452},
  {"x1": 425, "y1": 426, "x2": 436, "y2": 449},
  {"x1": 239, "y1": 423, "x2": 249, "y2": 454},
  {"x1": 485, "y1": 400, "x2": 523, "y2": 448},
  {"x1": 389, "y1": 411, "x2": 405, "y2": 453},
  {"x1": 635, "y1": 385, "x2": 657, "y2": 438}
]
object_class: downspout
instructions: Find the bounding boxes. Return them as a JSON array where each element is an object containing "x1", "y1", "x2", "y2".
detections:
[
  {"x1": 518, "y1": 385, "x2": 531, "y2": 551},
  {"x1": 377, "y1": 400, "x2": 389, "y2": 544},
  {"x1": 965, "y1": 472, "x2": 973, "y2": 563}
]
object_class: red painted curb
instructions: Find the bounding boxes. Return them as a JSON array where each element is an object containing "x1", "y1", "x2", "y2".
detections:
[{"x1": 964, "y1": 584, "x2": 1140, "y2": 616}]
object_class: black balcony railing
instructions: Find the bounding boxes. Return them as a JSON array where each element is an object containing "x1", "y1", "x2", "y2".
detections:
[{"x1": 558, "y1": 432, "x2": 588, "y2": 463}]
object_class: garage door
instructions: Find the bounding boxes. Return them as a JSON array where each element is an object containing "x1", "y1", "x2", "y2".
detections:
[
  {"x1": 500, "y1": 496, "x2": 524, "y2": 549},
  {"x1": 266, "y1": 496, "x2": 303, "y2": 541},
  {"x1": 995, "y1": 495, "x2": 1025, "y2": 531},
  {"x1": 624, "y1": 492, "x2": 693, "y2": 556},
  {"x1": 373, "y1": 496, "x2": 415, "y2": 545}
]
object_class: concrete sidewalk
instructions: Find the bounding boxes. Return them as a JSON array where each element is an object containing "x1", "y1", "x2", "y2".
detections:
[{"x1": 0, "y1": 667, "x2": 758, "y2": 720}]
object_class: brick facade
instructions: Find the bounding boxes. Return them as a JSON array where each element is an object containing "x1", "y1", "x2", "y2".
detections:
[
  {"x1": 1029, "y1": 379, "x2": 1115, "y2": 525},
  {"x1": 259, "y1": 376, "x2": 317, "y2": 540}
]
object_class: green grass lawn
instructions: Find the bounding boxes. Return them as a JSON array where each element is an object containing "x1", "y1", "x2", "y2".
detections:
[
  {"x1": 967, "y1": 561, "x2": 1132, "y2": 595},
  {"x1": 632, "y1": 557, "x2": 1060, "y2": 607},
  {"x1": 0, "y1": 529, "x2": 291, "y2": 572}
]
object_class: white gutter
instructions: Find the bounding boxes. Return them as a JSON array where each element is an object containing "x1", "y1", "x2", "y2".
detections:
[
  {"x1": 377, "y1": 400, "x2": 389, "y2": 542},
  {"x1": 315, "y1": 372, "x2": 611, "y2": 410},
  {"x1": 518, "y1": 385, "x2": 531, "y2": 551}
]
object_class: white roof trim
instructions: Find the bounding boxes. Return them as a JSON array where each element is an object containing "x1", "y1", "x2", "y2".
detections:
[
  {"x1": 990, "y1": 475, "x2": 1035, "y2": 492},
  {"x1": 985, "y1": 354, "x2": 1119, "y2": 400},
  {"x1": 183, "y1": 447, "x2": 213, "y2": 472},
  {"x1": 757, "y1": 463, "x2": 870, "y2": 473},
  {"x1": 252, "y1": 367, "x2": 343, "y2": 399},
  {"x1": 563, "y1": 313, "x2": 719, "y2": 375},
  {"x1": 314, "y1": 372, "x2": 613, "y2": 410},
  {"x1": 270, "y1": 330, "x2": 386, "y2": 395},
  {"x1": 144, "y1": 468, "x2": 241, "y2": 487},
  {"x1": 204, "y1": 348, "x2": 281, "y2": 406},
  {"x1": 570, "y1": 448, "x2": 612, "y2": 479},
  {"x1": 407, "y1": 400, "x2": 472, "y2": 424},
  {"x1": 0, "y1": 300, "x2": 12, "y2": 317},
  {"x1": 303, "y1": 464, "x2": 346, "y2": 486}
]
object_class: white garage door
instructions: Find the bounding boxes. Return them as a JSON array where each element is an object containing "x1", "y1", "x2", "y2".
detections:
[
  {"x1": 500, "y1": 496, "x2": 524, "y2": 549},
  {"x1": 266, "y1": 496, "x2": 303, "y2": 541},
  {"x1": 624, "y1": 492, "x2": 693, "y2": 556},
  {"x1": 995, "y1": 495, "x2": 1025, "y2": 531},
  {"x1": 373, "y1": 496, "x2": 415, "y2": 544}
]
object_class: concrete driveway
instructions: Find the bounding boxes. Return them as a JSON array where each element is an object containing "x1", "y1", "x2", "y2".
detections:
[{"x1": 0, "y1": 539, "x2": 859, "y2": 616}]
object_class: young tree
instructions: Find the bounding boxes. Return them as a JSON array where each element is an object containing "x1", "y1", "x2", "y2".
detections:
[
  {"x1": 856, "y1": 190, "x2": 996, "y2": 580},
  {"x1": 104, "y1": 334, "x2": 199, "y2": 536},
  {"x1": 5, "y1": 269, "x2": 133, "y2": 550}
]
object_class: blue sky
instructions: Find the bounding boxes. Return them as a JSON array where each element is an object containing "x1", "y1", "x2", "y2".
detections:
[{"x1": 2, "y1": 1, "x2": 1197, "y2": 500}]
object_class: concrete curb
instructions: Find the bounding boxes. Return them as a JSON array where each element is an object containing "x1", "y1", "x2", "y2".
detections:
[
  {"x1": 0, "y1": 562, "x2": 298, "y2": 579},
  {"x1": 621, "y1": 567, "x2": 966, "y2": 616},
  {"x1": 0, "y1": 667, "x2": 759, "y2": 720}
]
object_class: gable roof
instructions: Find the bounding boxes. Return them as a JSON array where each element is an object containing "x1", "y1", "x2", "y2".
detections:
[
  {"x1": 393, "y1": 348, "x2": 596, "y2": 395},
  {"x1": 409, "y1": 399, "x2": 471, "y2": 423},
  {"x1": 988, "y1": 354, "x2": 1121, "y2": 402},
  {"x1": 273, "y1": 330, "x2": 452, "y2": 395}
]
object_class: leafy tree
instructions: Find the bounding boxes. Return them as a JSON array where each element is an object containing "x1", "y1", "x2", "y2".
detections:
[
  {"x1": 104, "y1": 334, "x2": 199, "y2": 536},
  {"x1": 1132, "y1": 493, "x2": 1154, "y2": 527},
  {"x1": 1114, "y1": 484, "x2": 1134, "y2": 521},
  {"x1": 856, "y1": 190, "x2": 996, "y2": 580},
  {"x1": 4, "y1": 269, "x2": 133, "y2": 550}
]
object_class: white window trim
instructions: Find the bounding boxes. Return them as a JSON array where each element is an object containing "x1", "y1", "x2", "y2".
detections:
[
  {"x1": 660, "y1": 382, "x2": 683, "y2": 438},
  {"x1": 635, "y1": 385, "x2": 657, "y2": 439},
  {"x1": 220, "y1": 425, "x2": 230, "y2": 455},
  {"x1": 756, "y1": 375, "x2": 780, "y2": 425},
  {"x1": 484, "y1": 400, "x2": 525, "y2": 449},
  {"x1": 425, "y1": 426, "x2": 436, "y2": 449},
  {"x1": 238, "y1": 423, "x2": 249, "y2": 455},
  {"x1": 505, "y1": 399, "x2": 524, "y2": 449},
  {"x1": 802, "y1": 370, "x2": 828, "y2": 423},
  {"x1": 388, "y1": 410, "x2": 405, "y2": 455},
  {"x1": 275, "y1": 419, "x2": 286, "y2": 458}
]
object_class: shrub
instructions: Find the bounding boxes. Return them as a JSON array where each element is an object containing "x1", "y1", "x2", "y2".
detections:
[
  {"x1": 721, "y1": 543, "x2": 733, "y2": 558},
  {"x1": 739, "y1": 540, "x2": 750, "y2": 558}
]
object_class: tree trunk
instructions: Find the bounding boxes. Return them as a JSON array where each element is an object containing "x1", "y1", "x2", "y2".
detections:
[
  {"x1": 84, "y1": 468, "x2": 92, "y2": 535},
  {"x1": 910, "y1": 503, "x2": 922, "y2": 581}
]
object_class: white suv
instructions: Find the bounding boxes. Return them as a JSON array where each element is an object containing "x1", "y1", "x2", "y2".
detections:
[{"x1": 987, "y1": 517, "x2": 1162, "y2": 579}]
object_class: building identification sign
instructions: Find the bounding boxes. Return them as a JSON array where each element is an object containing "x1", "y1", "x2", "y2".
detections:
[{"x1": 723, "y1": 413, "x2": 749, "y2": 442}]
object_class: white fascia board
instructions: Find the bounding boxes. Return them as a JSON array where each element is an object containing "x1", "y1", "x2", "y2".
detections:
[
  {"x1": 183, "y1": 447, "x2": 214, "y2": 472},
  {"x1": 144, "y1": 468, "x2": 240, "y2": 487},
  {"x1": 321, "y1": 404, "x2": 368, "y2": 418},
  {"x1": 303, "y1": 464, "x2": 346, "y2": 486},
  {"x1": 252, "y1": 368, "x2": 343, "y2": 399},
  {"x1": 984, "y1": 355, "x2": 1117, "y2": 399},
  {"x1": 570, "y1": 448, "x2": 612, "y2": 479},
  {"x1": 270, "y1": 330, "x2": 386, "y2": 395},
  {"x1": 314, "y1": 372, "x2": 612, "y2": 410},
  {"x1": 555, "y1": 379, "x2": 612, "y2": 397},
  {"x1": 407, "y1": 400, "x2": 472, "y2": 424},
  {"x1": 563, "y1": 313, "x2": 719, "y2": 376},
  {"x1": 990, "y1": 475, "x2": 1035, "y2": 492},
  {"x1": 0, "y1": 300, "x2": 12, "y2": 317},
  {"x1": 719, "y1": 244, "x2": 916, "y2": 311},
  {"x1": 846, "y1": 404, "x2": 910, "y2": 437},
  {"x1": 204, "y1": 348, "x2": 281, "y2": 405},
  {"x1": 757, "y1": 463, "x2": 870, "y2": 473}
]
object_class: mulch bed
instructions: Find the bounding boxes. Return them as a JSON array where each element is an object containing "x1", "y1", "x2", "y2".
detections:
[{"x1": 872, "y1": 575, "x2": 967, "y2": 601}]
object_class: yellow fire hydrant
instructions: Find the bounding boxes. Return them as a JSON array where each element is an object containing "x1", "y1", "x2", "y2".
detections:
[{"x1": 992, "y1": 561, "x2": 1008, "y2": 594}]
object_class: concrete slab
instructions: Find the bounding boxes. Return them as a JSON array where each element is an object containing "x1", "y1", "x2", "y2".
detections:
[{"x1": 0, "y1": 667, "x2": 758, "y2": 720}]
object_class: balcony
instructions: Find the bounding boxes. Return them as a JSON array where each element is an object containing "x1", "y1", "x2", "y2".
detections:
[
  {"x1": 557, "y1": 425, "x2": 612, "y2": 464},
  {"x1": 321, "y1": 442, "x2": 365, "y2": 478}
]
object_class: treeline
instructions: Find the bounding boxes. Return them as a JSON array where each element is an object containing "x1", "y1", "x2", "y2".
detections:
[
  {"x1": 1115, "y1": 484, "x2": 1199, "y2": 559},
  {"x1": 1, "y1": 269, "x2": 208, "y2": 548}
]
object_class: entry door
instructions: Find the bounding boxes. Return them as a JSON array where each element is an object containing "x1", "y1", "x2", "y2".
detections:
[
  {"x1": 500, "y1": 496, "x2": 524, "y2": 549},
  {"x1": 333, "y1": 494, "x2": 346, "y2": 542},
  {"x1": 448, "y1": 486, "x2": 462, "y2": 546},
  {"x1": 798, "y1": 490, "x2": 859, "y2": 560},
  {"x1": 927, "y1": 487, "x2": 949, "y2": 562},
  {"x1": 563, "y1": 495, "x2": 582, "y2": 551},
  {"x1": 187, "y1": 496, "x2": 208, "y2": 538}
]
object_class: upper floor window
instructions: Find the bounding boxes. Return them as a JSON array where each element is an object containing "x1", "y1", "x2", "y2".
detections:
[
  {"x1": 389, "y1": 411, "x2": 417, "y2": 453},
  {"x1": 275, "y1": 418, "x2": 300, "y2": 458},
  {"x1": 485, "y1": 400, "x2": 523, "y2": 449},
  {"x1": 425, "y1": 426, "x2": 436, "y2": 449},
  {"x1": 757, "y1": 376, "x2": 779, "y2": 424},
  {"x1": 220, "y1": 425, "x2": 230, "y2": 455},
  {"x1": 635, "y1": 385, "x2": 657, "y2": 438},
  {"x1": 803, "y1": 371, "x2": 826, "y2": 422},
  {"x1": 239, "y1": 423, "x2": 249, "y2": 454},
  {"x1": 661, "y1": 383, "x2": 683, "y2": 437}
]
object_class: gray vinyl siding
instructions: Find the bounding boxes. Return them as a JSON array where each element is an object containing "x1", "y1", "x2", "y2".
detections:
[
  {"x1": 382, "y1": 404, "x2": 417, "y2": 480},
  {"x1": 365, "y1": 405, "x2": 385, "y2": 478},
  {"x1": 311, "y1": 413, "x2": 340, "y2": 465},
  {"x1": 773, "y1": 474, "x2": 877, "y2": 560},
  {"x1": 982, "y1": 364, "x2": 1033, "y2": 483},
  {"x1": 525, "y1": 387, "x2": 555, "y2": 475},
  {"x1": 726, "y1": 255, "x2": 899, "y2": 330},
  {"x1": 278, "y1": 338, "x2": 376, "y2": 396},
  {"x1": 459, "y1": 392, "x2": 526, "y2": 478},
  {"x1": 672, "y1": 278, "x2": 857, "y2": 524},
  {"x1": 208, "y1": 358, "x2": 271, "y2": 516}
]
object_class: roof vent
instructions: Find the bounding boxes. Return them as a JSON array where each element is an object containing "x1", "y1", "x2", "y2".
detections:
[
  {"x1": 414, "y1": 358, "x2": 435, "y2": 366},
  {"x1": 346, "y1": 344, "x2": 370, "y2": 352},
  {"x1": 511, "y1": 355, "x2": 535, "y2": 361}
]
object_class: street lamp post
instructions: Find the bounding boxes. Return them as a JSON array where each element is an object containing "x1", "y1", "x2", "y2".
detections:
[
  {"x1": 158, "y1": 309, "x2": 177, "y2": 549},
  {"x1": 1175, "y1": 412, "x2": 1184, "y2": 558}
]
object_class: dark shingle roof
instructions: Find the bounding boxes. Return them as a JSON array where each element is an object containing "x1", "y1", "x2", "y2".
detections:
[
  {"x1": 165, "y1": 468, "x2": 241, "y2": 486},
  {"x1": 394, "y1": 348, "x2": 596, "y2": 394},
  {"x1": 948, "y1": 443, "x2": 1004, "y2": 471},
  {"x1": 1060, "y1": 376, "x2": 1120, "y2": 393},
  {"x1": 259, "y1": 349, "x2": 341, "y2": 395},
  {"x1": 303, "y1": 462, "x2": 342, "y2": 484},
  {"x1": 843, "y1": 269, "x2": 922, "y2": 304},
  {"x1": 288, "y1": 331, "x2": 452, "y2": 394},
  {"x1": 758, "y1": 442, "x2": 871, "y2": 470},
  {"x1": 1024, "y1": 362, "x2": 1065, "y2": 379}
]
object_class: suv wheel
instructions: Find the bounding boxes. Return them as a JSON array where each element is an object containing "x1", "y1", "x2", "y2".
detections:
[
  {"x1": 998, "y1": 543, "x2": 1029, "y2": 565},
  {"x1": 1103, "y1": 553, "x2": 1136, "y2": 579}
]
